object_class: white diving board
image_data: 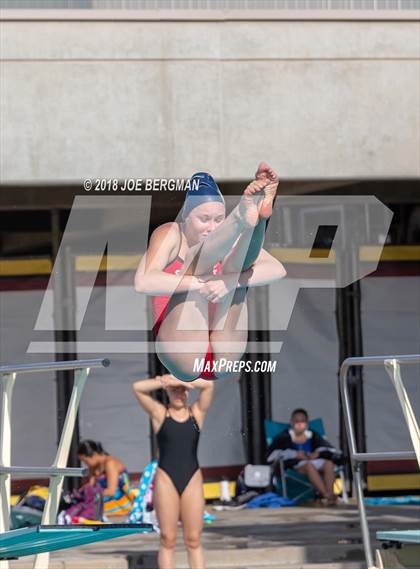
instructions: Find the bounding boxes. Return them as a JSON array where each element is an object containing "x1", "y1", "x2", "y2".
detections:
[
  {"x1": 376, "y1": 530, "x2": 420, "y2": 545},
  {"x1": 375, "y1": 529, "x2": 420, "y2": 569}
]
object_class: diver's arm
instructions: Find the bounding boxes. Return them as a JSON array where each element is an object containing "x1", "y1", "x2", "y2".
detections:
[
  {"x1": 192, "y1": 379, "x2": 215, "y2": 415},
  {"x1": 132, "y1": 377, "x2": 166, "y2": 418},
  {"x1": 134, "y1": 223, "x2": 203, "y2": 295},
  {"x1": 198, "y1": 249, "x2": 285, "y2": 303},
  {"x1": 190, "y1": 379, "x2": 215, "y2": 430},
  {"x1": 236, "y1": 248, "x2": 286, "y2": 288},
  {"x1": 135, "y1": 265, "x2": 202, "y2": 296}
]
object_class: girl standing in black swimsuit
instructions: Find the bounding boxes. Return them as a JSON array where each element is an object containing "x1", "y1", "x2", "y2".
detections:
[{"x1": 132, "y1": 373, "x2": 214, "y2": 569}]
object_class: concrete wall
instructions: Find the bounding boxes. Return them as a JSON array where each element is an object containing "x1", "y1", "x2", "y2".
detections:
[{"x1": 1, "y1": 19, "x2": 419, "y2": 181}]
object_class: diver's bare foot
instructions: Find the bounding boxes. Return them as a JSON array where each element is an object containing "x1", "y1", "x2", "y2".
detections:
[
  {"x1": 237, "y1": 179, "x2": 268, "y2": 228},
  {"x1": 255, "y1": 161, "x2": 279, "y2": 219}
]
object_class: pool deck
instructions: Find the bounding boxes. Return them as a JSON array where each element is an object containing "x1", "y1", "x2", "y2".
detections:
[{"x1": 8, "y1": 500, "x2": 420, "y2": 568}]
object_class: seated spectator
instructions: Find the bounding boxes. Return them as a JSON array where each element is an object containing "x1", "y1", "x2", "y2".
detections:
[
  {"x1": 78, "y1": 439, "x2": 135, "y2": 517},
  {"x1": 57, "y1": 481, "x2": 103, "y2": 525},
  {"x1": 267, "y1": 408, "x2": 343, "y2": 506}
]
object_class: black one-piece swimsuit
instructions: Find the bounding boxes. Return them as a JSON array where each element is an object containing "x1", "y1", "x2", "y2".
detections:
[{"x1": 156, "y1": 408, "x2": 200, "y2": 495}]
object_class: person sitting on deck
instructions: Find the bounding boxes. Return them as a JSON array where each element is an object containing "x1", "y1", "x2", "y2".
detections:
[
  {"x1": 267, "y1": 408, "x2": 344, "y2": 506},
  {"x1": 78, "y1": 439, "x2": 135, "y2": 518}
]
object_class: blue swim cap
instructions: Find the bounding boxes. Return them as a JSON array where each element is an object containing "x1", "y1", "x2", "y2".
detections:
[{"x1": 182, "y1": 172, "x2": 225, "y2": 219}]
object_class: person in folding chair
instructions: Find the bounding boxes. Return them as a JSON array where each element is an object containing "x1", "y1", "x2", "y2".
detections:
[
  {"x1": 132, "y1": 373, "x2": 214, "y2": 569},
  {"x1": 267, "y1": 408, "x2": 344, "y2": 506}
]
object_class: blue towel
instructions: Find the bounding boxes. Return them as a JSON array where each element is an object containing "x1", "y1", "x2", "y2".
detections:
[
  {"x1": 129, "y1": 460, "x2": 158, "y2": 523},
  {"x1": 203, "y1": 510, "x2": 216, "y2": 523},
  {"x1": 364, "y1": 495, "x2": 420, "y2": 506},
  {"x1": 246, "y1": 492, "x2": 296, "y2": 509}
]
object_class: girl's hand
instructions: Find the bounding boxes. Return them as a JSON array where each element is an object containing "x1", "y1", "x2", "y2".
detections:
[
  {"x1": 158, "y1": 374, "x2": 195, "y2": 389},
  {"x1": 190, "y1": 275, "x2": 204, "y2": 292},
  {"x1": 198, "y1": 274, "x2": 237, "y2": 303}
]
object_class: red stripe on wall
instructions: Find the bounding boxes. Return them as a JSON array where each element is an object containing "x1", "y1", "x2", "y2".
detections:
[{"x1": 367, "y1": 460, "x2": 420, "y2": 475}]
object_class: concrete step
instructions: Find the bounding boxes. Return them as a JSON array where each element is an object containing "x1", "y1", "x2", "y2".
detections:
[
  {"x1": 218, "y1": 563, "x2": 366, "y2": 569},
  {"x1": 9, "y1": 558, "x2": 366, "y2": 569},
  {"x1": 9, "y1": 546, "x2": 366, "y2": 569},
  {"x1": 9, "y1": 558, "x2": 127, "y2": 569},
  {"x1": 127, "y1": 544, "x2": 365, "y2": 568}
]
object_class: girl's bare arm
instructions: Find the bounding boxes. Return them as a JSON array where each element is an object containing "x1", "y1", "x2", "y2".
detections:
[{"x1": 134, "y1": 222, "x2": 204, "y2": 295}]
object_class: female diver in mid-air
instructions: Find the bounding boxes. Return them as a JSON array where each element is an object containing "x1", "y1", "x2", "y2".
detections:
[{"x1": 134, "y1": 162, "x2": 286, "y2": 381}]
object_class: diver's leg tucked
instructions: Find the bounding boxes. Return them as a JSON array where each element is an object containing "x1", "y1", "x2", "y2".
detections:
[
  {"x1": 221, "y1": 217, "x2": 267, "y2": 274},
  {"x1": 209, "y1": 287, "x2": 248, "y2": 379},
  {"x1": 156, "y1": 291, "x2": 210, "y2": 381}
]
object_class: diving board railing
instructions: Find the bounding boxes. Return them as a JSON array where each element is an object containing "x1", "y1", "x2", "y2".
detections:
[
  {"x1": 0, "y1": 358, "x2": 110, "y2": 569},
  {"x1": 340, "y1": 354, "x2": 420, "y2": 569}
]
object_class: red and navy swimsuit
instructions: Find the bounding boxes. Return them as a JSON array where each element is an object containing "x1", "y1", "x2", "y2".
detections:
[{"x1": 151, "y1": 254, "x2": 222, "y2": 380}]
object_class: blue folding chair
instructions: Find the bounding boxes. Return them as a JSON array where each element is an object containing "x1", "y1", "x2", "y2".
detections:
[{"x1": 264, "y1": 418, "x2": 348, "y2": 503}]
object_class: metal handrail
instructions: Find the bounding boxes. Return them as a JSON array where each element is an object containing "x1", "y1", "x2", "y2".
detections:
[
  {"x1": 0, "y1": 358, "x2": 110, "y2": 375},
  {"x1": 339, "y1": 354, "x2": 420, "y2": 569},
  {"x1": 353, "y1": 451, "x2": 415, "y2": 461},
  {"x1": 0, "y1": 358, "x2": 110, "y2": 569},
  {"x1": 0, "y1": 0, "x2": 417, "y2": 10},
  {"x1": 0, "y1": 466, "x2": 88, "y2": 477}
]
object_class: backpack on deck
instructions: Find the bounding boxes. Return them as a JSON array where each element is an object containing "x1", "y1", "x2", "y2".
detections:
[{"x1": 11, "y1": 485, "x2": 48, "y2": 529}]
